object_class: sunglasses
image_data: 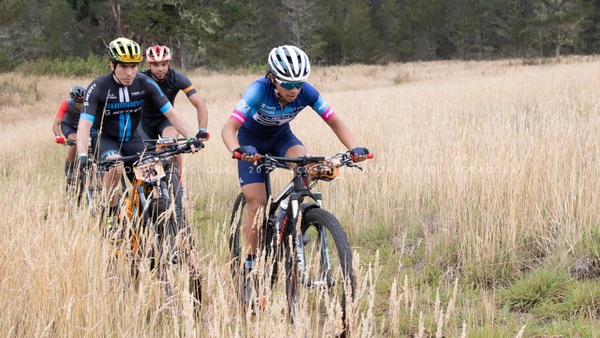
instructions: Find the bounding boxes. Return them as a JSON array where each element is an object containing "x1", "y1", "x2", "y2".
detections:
[{"x1": 275, "y1": 78, "x2": 304, "y2": 90}]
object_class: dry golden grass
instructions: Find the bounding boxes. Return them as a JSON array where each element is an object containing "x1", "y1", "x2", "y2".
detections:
[{"x1": 2, "y1": 56, "x2": 600, "y2": 337}]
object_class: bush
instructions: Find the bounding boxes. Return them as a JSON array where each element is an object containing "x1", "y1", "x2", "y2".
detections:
[
  {"x1": 497, "y1": 267, "x2": 571, "y2": 312},
  {"x1": 14, "y1": 53, "x2": 107, "y2": 77}
]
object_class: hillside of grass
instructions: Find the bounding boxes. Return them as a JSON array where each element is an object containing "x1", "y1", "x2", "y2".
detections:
[{"x1": 1, "y1": 57, "x2": 599, "y2": 337}]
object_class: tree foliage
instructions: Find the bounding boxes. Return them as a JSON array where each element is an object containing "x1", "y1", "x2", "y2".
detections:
[{"x1": 2, "y1": 0, "x2": 600, "y2": 73}]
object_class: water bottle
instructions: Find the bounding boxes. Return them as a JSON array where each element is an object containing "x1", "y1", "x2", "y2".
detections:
[{"x1": 274, "y1": 199, "x2": 289, "y2": 231}]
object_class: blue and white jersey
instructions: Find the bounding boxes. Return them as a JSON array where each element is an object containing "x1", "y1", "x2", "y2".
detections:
[{"x1": 230, "y1": 77, "x2": 335, "y2": 136}]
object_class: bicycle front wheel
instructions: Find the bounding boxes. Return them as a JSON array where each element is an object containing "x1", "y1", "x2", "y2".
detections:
[
  {"x1": 286, "y1": 207, "x2": 355, "y2": 335},
  {"x1": 66, "y1": 170, "x2": 86, "y2": 209},
  {"x1": 147, "y1": 197, "x2": 179, "y2": 266},
  {"x1": 85, "y1": 166, "x2": 103, "y2": 217}
]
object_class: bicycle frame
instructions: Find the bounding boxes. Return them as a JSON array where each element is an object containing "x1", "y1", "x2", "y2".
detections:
[
  {"x1": 99, "y1": 139, "x2": 198, "y2": 260},
  {"x1": 257, "y1": 152, "x2": 369, "y2": 287},
  {"x1": 230, "y1": 151, "x2": 371, "y2": 334},
  {"x1": 263, "y1": 164, "x2": 325, "y2": 286}
]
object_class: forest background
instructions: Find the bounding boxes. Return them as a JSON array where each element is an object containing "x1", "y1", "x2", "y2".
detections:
[{"x1": 2, "y1": 0, "x2": 600, "y2": 74}]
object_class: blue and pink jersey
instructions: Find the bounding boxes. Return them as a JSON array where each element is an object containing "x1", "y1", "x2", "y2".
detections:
[{"x1": 230, "y1": 77, "x2": 335, "y2": 136}]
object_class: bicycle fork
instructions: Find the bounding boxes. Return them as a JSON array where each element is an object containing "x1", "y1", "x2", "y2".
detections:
[{"x1": 289, "y1": 192, "x2": 335, "y2": 289}]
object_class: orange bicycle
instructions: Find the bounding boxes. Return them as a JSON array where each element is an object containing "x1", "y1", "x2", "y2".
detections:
[{"x1": 98, "y1": 138, "x2": 203, "y2": 310}]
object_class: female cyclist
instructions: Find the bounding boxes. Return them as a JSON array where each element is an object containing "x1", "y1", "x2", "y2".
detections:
[{"x1": 221, "y1": 45, "x2": 369, "y2": 292}]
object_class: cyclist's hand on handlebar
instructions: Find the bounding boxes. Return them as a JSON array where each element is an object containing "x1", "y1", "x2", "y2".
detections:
[
  {"x1": 196, "y1": 128, "x2": 210, "y2": 141},
  {"x1": 350, "y1": 147, "x2": 372, "y2": 162},
  {"x1": 186, "y1": 137, "x2": 204, "y2": 153},
  {"x1": 55, "y1": 135, "x2": 66, "y2": 144},
  {"x1": 233, "y1": 145, "x2": 260, "y2": 162},
  {"x1": 78, "y1": 154, "x2": 88, "y2": 170}
]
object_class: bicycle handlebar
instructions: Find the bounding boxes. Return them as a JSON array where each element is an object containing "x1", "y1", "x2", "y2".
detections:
[
  {"x1": 97, "y1": 140, "x2": 202, "y2": 172},
  {"x1": 233, "y1": 151, "x2": 374, "y2": 171}
]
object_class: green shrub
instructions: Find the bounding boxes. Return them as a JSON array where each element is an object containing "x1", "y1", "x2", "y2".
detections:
[
  {"x1": 14, "y1": 54, "x2": 107, "y2": 77},
  {"x1": 497, "y1": 267, "x2": 571, "y2": 312}
]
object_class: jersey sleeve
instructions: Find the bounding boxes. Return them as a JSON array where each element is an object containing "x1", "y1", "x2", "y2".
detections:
[
  {"x1": 303, "y1": 83, "x2": 336, "y2": 121},
  {"x1": 145, "y1": 77, "x2": 173, "y2": 114},
  {"x1": 230, "y1": 80, "x2": 266, "y2": 124},
  {"x1": 175, "y1": 72, "x2": 198, "y2": 97},
  {"x1": 80, "y1": 82, "x2": 101, "y2": 123},
  {"x1": 55, "y1": 100, "x2": 69, "y2": 119}
]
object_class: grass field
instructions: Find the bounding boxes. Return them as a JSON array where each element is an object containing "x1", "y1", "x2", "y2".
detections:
[{"x1": 1, "y1": 56, "x2": 600, "y2": 337}]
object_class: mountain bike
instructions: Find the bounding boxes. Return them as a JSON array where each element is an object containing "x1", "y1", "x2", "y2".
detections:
[
  {"x1": 63, "y1": 139, "x2": 103, "y2": 216},
  {"x1": 98, "y1": 138, "x2": 203, "y2": 311},
  {"x1": 229, "y1": 150, "x2": 373, "y2": 336}
]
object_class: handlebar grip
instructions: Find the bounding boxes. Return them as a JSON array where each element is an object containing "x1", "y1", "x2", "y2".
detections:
[
  {"x1": 351, "y1": 152, "x2": 374, "y2": 162},
  {"x1": 233, "y1": 151, "x2": 261, "y2": 161}
]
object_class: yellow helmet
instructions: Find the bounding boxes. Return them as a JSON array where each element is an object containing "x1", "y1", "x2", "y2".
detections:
[{"x1": 107, "y1": 38, "x2": 143, "y2": 64}]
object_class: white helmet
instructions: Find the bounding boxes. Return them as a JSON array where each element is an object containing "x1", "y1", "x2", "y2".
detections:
[{"x1": 268, "y1": 45, "x2": 310, "y2": 82}]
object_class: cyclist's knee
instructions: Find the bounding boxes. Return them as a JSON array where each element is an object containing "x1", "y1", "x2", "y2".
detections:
[
  {"x1": 284, "y1": 144, "x2": 308, "y2": 157},
  {"x1": 245, "y1": 197, "x2": 266, "y2": 213}
]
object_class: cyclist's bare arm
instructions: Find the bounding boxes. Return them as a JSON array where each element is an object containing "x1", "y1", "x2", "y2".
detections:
[
  {"x1": 188, "y1": 92, "x2": 208, "y2": 130},
  {"x1": 324, "y1": 115, "x2": 358, "y2": 152},
  {"x1": 221, "y1": 118, "x2": 242, "y2": 154},
  {"x1": 163, "y1": 108, "x2": 196, "y2": 140},
  {"x1": 52, "y1": 117, "x2": 62, "y2": 138},
  {"x1": 76, "y1": 119, "x2": 93, "y2": 156}
]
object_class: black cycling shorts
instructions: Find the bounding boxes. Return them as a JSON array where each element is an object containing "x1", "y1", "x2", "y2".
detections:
[
  {"x1": 91, "y1": 131, "x2": 145, "y2": 183},
  {"x1": 60, "y1": 122, "x2": 78, "y2": 138},
  {"x1": 139, "y1": 116, "x2": 173, "y2": 141}
]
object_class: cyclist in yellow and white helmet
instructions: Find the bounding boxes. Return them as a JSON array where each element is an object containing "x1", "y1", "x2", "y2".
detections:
[
  {"x1": 107, "y1": 37, "x2": 143, "y2": 64},
  {"x1": 76, "y1": 37, "x2": 203, "y2": 225}
]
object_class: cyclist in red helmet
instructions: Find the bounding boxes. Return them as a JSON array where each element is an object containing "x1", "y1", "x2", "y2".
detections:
[
  {"x1": 52, "y1": 85, "x2": 86, "y2": 183},
  {"x1": 140, "y1": 44, "x2": 209, "y2": 178}
]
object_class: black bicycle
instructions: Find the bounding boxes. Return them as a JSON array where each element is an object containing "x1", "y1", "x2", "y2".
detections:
[
  {"x1": 63, "y1": 139, "x2": 103, "y2": 216},
  {"x1": 98, "y1": 138, "x2": 203, "y2": 311},
  {"x1": 229, "y1": 151, "x2": 372, "y2": 336}
]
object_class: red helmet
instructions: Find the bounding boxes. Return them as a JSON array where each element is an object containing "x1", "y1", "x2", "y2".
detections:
[{"x1": 146, "y1": 45, "x2": 172, "y2": 62}]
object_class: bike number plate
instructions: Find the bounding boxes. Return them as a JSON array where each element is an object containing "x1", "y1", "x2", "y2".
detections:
[{"x1": 134, "y1": 161, "x2": 166, "y2": 182}]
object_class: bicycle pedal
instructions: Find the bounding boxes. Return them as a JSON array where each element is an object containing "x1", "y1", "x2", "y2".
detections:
[{"x1": 170, "y1": 252, "x2": 179, "y2": 265}]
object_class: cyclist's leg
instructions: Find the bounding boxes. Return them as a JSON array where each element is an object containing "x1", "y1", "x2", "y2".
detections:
[
  {"x1": 93, "y1": 135, "x2": 124, "y2": 213},
  {"x1": 237, "y1": 130, "x2": 279, "y2": 268},
  {"x1": 138, "y1": 117, "x2": 159, "y2": 141},
  {"x1": 119, "y1": 131, "x2": 146, "y2": 184},
  {"x1": 238, "y1": 181, "x2": 266, "y2": 306},
  {"x1": 239, "y1": 182, "x2": 267, "y2": 259},
  {"x1": 274, "y1": 130, "x2": 307, "y2": 160}
]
